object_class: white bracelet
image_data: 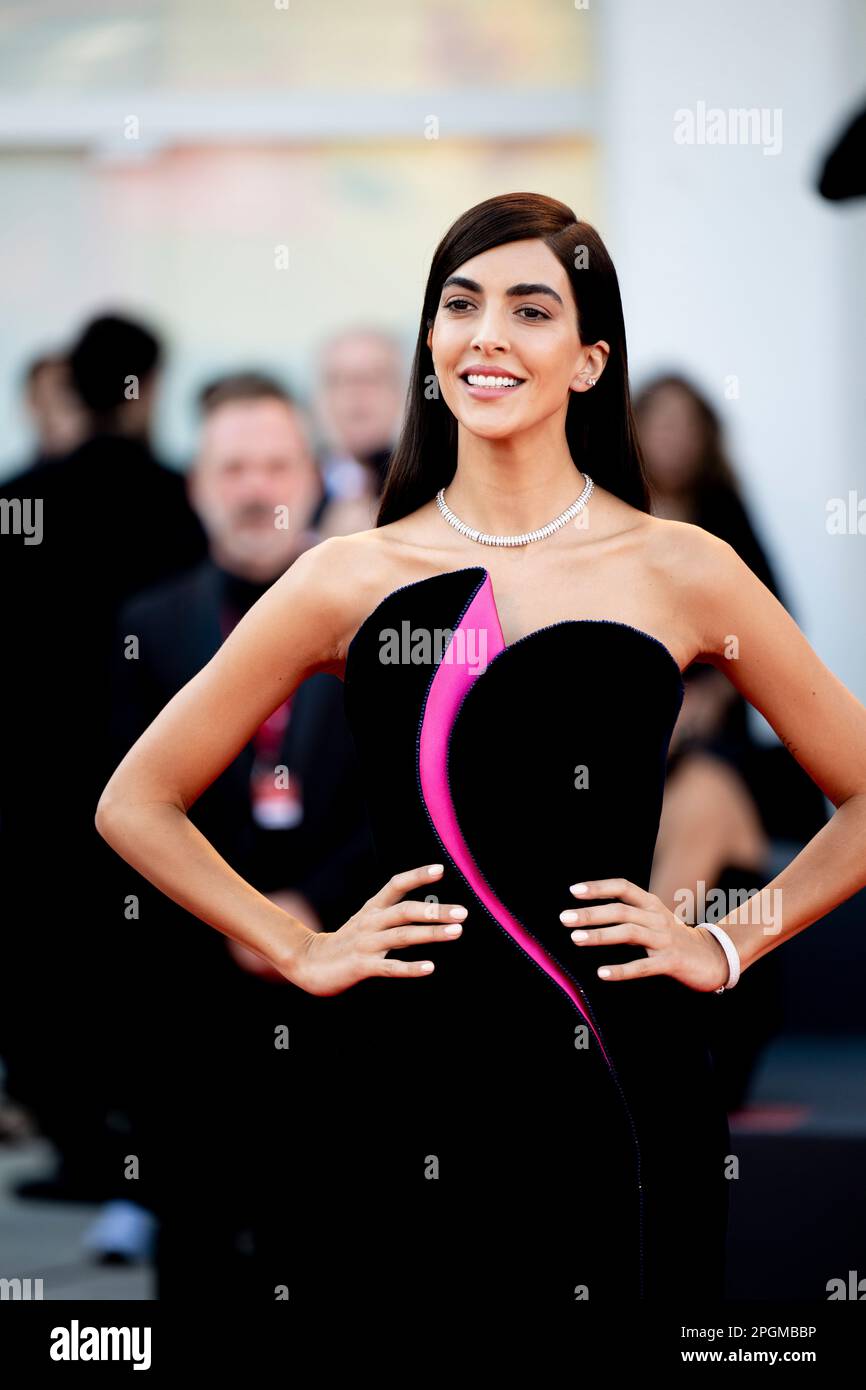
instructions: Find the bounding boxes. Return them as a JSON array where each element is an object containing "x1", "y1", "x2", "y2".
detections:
[{"x1": 699, "y1": 923, "x2": 741, "y2": 992}]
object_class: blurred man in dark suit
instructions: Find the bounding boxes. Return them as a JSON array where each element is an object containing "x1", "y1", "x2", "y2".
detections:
[
  {"x1": 104, "y1": 371, "x2": 378, "y2": 1289},
  {"x1": 0, "y1": 312, "x2": 208, "y2": 1203}
]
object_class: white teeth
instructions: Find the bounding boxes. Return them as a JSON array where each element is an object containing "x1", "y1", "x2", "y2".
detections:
[{"x1": 465, "y1": 374, "x2": 522, "y2": 388}]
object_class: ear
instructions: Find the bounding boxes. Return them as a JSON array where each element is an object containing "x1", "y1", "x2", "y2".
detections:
[{"x1": 569, "y1": 340, "x2": 610, "y2": 392}]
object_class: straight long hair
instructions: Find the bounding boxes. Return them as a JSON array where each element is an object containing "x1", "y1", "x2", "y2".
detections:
[{"x1": 376, "y1": 192, "x2": 650, "y2": 527}]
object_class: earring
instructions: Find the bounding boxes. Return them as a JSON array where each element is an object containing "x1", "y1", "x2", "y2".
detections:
[{"x1": 586, "y1": 377, "x2": 596, "y2": 387}]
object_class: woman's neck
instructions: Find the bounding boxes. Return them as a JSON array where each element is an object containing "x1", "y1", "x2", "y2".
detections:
[{"x1": 446, "y1": 436, "x2": 588, "y2": 537}]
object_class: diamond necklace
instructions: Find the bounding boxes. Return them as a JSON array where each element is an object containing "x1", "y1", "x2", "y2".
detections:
[{"x1": 435, "y1": 472, "x2": 594, "y2": 547}]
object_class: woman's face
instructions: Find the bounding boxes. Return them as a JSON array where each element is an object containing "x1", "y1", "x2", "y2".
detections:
[{"x1": 426, "y1": 239, "x2": 604, "y2": 440}]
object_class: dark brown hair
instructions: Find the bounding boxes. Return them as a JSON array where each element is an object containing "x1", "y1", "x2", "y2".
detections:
[{"x1": 632, "y1": 371, "x2": 739, "y2": 494}]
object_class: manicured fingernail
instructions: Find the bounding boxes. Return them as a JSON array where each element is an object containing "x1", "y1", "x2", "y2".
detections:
[
  {"x1": 560, "y1": 910, "x2": 579, "y2": 923},
  {"x1": 598, "y1": 967, "x2": 611, "y2": 978},
  {"x1": 420, "y1": 962, "x2": 435, "y2": 972},
  {"x1": 572, "y1": 930, "x2": 588, "y2": 942},
  {"x1": 571, "y1": 883, "x2": 588, "y2": 894},
  {"x1": 428, "y1": 864, "x2": 444, "y2": 874},
  {"x1": 449, "y1": 906, "x2": 467, "y2": 919},
  {"x1": 444, "y1": 924, "x2": 463, "y2": 935}
]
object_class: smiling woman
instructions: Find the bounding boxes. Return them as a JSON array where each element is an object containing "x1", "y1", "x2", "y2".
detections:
[{"x1": 95, "y1": 191, "x2": 866, "y2": 1313}]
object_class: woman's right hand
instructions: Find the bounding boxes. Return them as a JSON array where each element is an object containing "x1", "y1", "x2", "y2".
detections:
[{"x1": 289, "y1": 863, "x2": 467, "y2": 997}]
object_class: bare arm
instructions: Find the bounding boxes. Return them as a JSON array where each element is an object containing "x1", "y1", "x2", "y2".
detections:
[
  {"x1": 562, "y1": 524, "x2": 866, "y2": 994},
  {"x1": 96, "y1": 535, "x2": 467, "y2": 994},
  {"x1": 96, "y1": 539, "x2": 344, "y2": 982},
  {"x1": 683, "y1": 526, "x2": 866, "y2": 969}
]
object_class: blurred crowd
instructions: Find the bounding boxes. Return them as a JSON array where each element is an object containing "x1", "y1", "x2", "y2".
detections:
[{"x1": 0, "y1": 309, "x2": 826, "y2": 1294}]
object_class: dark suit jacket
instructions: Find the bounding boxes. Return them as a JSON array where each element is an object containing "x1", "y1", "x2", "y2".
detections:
[
  {"x1": 112, "y1": 558, "x2": 378, "y2": 935},
  {"x1": 0, "y1": 432, "x2": 210, "y2": 1110},
  {"x1": 0, "y1": 432, "x2": 209, "y2": 850}
]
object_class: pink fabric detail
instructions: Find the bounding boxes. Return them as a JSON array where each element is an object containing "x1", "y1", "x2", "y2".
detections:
[{"x1": 417, "y1": 571, "x2": 611, "y2": 1064}]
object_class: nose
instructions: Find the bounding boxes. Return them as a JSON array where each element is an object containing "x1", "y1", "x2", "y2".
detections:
[{"x1": 470, "y1": 307, "x2": 510, "y2": 356}]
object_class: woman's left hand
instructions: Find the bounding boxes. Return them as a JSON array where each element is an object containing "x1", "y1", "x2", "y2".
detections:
[{"x1": 560, "y1": 877, "x2": 731, "y2": 993}]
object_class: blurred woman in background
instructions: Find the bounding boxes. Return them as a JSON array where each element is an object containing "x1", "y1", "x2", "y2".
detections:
[{"x1": 635, "y1": 373, "x2": 828, "y2": 1110}]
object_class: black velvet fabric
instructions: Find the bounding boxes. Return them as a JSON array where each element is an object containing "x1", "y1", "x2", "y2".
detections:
[{"x1": 253, "y1": 566, "x2": 731, "y2": 1309}]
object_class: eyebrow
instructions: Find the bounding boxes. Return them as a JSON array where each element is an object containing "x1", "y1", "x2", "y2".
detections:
[{"x1": 441, "y1": 275, "x2": 564, "y2": 308}]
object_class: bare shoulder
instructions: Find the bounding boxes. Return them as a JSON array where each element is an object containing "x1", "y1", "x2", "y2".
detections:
[
  {"x1": 268, "y1": 527, "x2": 416, "y2": 675},
  {"x1": 632, "y1": 511, "x2": 866, "y2": 810},
  {"x1": 634, "y1": 513, "x2": 760, "y2": 664}
]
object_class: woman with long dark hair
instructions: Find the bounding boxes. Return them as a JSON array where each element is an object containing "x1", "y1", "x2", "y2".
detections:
[
  {"x1": 635, "y1": 373, "x2": 829, "y2": 1115},
  {"x1": 635, "y1": 370, "x2": 827, "y2": 852},
  {"x1": 96, "y1": 192, "x2": 866, "y2": 1308}
]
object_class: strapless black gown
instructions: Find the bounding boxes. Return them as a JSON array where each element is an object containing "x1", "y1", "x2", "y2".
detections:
[{"x1": 262, "y1": 565, "x2": 730, "y2": 1308}]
